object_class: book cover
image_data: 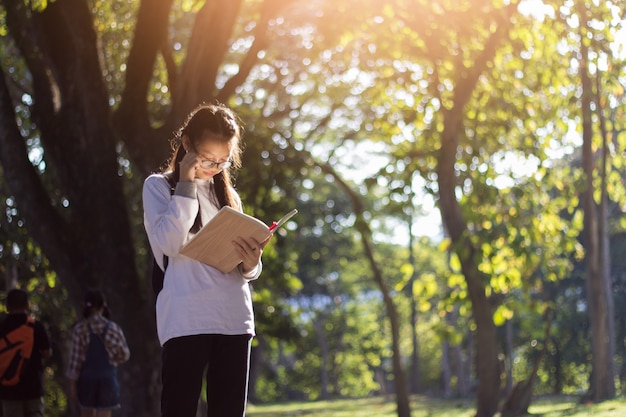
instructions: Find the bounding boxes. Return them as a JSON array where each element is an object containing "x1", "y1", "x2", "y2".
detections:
[{"x1": 180, "y1": 206, "x2": 296, "y2": 273}]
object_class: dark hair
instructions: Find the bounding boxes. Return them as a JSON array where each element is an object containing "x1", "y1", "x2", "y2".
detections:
[
  {"x1": 163, "y1": 102, "x2": 244, "y2": 233},
  {"x1": 82, "y1": 289, "x2": 110, "y2": 319},
  {"x1": 6, "y1": 289, "x2": 28, "y2": 312}
]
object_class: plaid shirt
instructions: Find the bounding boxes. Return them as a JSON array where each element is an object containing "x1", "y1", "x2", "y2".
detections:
[{"x1": 66, "y1": 314, "x2": 130, "y2": 380}]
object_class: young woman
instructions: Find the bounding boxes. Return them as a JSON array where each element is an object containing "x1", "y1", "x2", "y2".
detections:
[
  {"x1": 66, "y1": 289, "x2": 130, "y2": 417},
  {"x1": 143, "y1": 103, "x2": 268, "y2": 417}
]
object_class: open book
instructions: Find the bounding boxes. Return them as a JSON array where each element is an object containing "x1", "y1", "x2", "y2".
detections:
[{"x1": 180, "y1": 206, "x2": 297, "y2": 273}]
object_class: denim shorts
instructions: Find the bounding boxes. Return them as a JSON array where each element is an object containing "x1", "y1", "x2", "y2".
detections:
[{"x1": 77, "y1": 374, "x2": 120, "y2": 409}]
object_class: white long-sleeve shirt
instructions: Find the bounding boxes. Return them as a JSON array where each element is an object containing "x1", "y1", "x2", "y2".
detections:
[{"x1": 143, "y1": 173, "x2": 261, "y2": 346}]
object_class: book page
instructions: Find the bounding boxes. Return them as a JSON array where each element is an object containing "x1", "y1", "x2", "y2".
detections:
[{"x1": 180, "y1": 206, "x2": 271, "y2": 273}]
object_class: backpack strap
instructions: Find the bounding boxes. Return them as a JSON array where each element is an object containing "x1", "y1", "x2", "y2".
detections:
[
  {"x1": 163, "y1": 172, "x2": 176, "y2": 194},
  {"x1": 3, "y1": 317, "x2": 35, "y2": 344},
  {"x1": 162, "y1": 172, "x2": 177, "y2": 272},
  {"x1": 151, "y1": 173, "x2": 177, "y2": 296},
  {"x1": 101, "y1": 322, "x2": 110, "y2": 338},
  {"x1": 87, "y1": 321, "x2": 110, "y2": 345}
]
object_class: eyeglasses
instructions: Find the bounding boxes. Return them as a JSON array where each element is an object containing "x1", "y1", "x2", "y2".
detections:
[{"x1": 199, "y1": 158, "x2": 232, "y2": 171}]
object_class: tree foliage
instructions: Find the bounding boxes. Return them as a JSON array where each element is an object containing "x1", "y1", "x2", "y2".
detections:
[{"x1": 0, "y1": 1, "x2": 625, "y2": 417}]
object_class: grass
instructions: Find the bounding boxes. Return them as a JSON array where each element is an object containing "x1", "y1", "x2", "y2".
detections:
[{"x1": 246, "y1": 395, "x2": 626, "y2": 417}]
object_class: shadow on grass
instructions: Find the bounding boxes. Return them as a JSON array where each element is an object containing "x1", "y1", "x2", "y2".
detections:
[
  {"x1": 247, "y1": 395, "x2": 474, "y2": 417},
  {"x1": 248, "y1": 396, "x2": 396, "y2": 417},
  {"x1": 525, "y1": 407, "x2": 584, "y2": 417},
  {"x1": 523, "y1": 395, "x2": 619, "y2": 417},
  {"x1": 248, "y1": 395, "x2": 626, "y2": 417}
]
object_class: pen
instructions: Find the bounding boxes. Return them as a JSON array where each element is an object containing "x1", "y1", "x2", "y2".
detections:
[{"x1": 269, "y1": 209, "x2": 298, "y2": 232}]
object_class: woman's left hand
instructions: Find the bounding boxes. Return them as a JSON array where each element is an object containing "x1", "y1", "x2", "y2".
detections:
[{"x1": 233, "y1": 235, "x2": 271, "y2": 273}]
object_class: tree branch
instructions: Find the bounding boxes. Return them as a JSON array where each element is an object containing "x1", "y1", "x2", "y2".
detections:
[
  {"x1": 438, "y1": 1, "x2": 519, "y2": 241},
  {"x1": 113, "y1": 0, "x2": 175, "y2": 176},
  {"x1": 0, "y1": 65, "x2": 74, "y2": 281},
  {"x1": 174, "y1": 0, "x2": 244, "y2": 120},
  {"x1": 451, "y1": 2, "x2": 520, "y2": 114},
  {"x1": 217, "y1": 0, "x2": 287, "y2": 103}
]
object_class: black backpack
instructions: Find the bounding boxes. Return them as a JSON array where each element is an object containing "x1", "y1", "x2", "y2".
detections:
[
  {"x1": 150, "y1": 174, "x2": 176, "y2": 296},
  {"x1": 151, "y1": 254, "x2": 168, "y2": 296}
]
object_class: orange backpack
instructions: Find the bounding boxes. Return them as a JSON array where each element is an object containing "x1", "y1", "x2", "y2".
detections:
[{"x1": 0, "y1": 317, "x2": 35, "y2": 386}]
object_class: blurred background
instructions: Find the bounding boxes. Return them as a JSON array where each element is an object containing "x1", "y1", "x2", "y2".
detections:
[{"x1": 0, "y1": 0, "x2": 625, "y2": 416}]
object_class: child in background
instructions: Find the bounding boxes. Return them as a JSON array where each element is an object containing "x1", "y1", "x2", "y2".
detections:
[{"x1": 66, "y1": 289, "x2": 130, "y2": 417}]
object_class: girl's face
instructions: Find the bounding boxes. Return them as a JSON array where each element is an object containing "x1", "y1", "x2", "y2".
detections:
[{"x1": 188, "y1": 134, "x2": 233, "y2": 180}]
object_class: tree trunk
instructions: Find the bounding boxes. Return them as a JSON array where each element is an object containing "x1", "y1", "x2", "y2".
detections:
[
  {"x1": 441, "y1": 339, "x2": 452, "y2": 397},
  {"x1": 499, "y1": 310, "x2": 552, "y2": 416},
  {"x1": 459, "y1": 330, "x2": 472, "y2": 397},
  {"x1": 311, "y1": 159, "x2": 412, "y2": 417},
  {"x1": 595, "y1": 42, "x2": 616, "y2": 402},
  {"x1": 352, "y1": 206, "x2": 411, "y2": 417},
  {"x1": 504, "y1": 320, "x2": 514, "y2": 396},
  {"x1": 553, "y1": 343, "x2": 563, "y2": 395},
  {"x1": 429, "y1": 4, "x2": 520, "y2": 414},
  {"x1": 408, "y1": 208, "x2": 420, "y2": 394},
  {"x1": 443, "y1": 303, "x2": 470, "y2": 398},
  {"x1": 437, "y1": 117, "x2": 501, "y2": 416},
  {"x1": 313, "y1": 317, "x2": 331, "y2": 400},
  {"x1": 456, "y1": 338, "x2": 471, "y2": 397},
  {"x1": 465, "y1": 268, "x2": 501, "y2": 417},
  {"x1": 578, "y1": 32, "x2": 615, "y2": 401},
  {"x1": 248, "y1": 335, "x2": 266, "y2": 403},
  {"x1": 0, "y1": 2, "x2": 162, "y2": 415}
]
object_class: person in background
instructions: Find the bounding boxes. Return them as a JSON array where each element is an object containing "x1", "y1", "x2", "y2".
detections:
[
  {"x1": 143, "y1": 102, "x2": 270, "y2": 417},
  {"x1": 66, "y1": 289, "x2": 130, "y2": 417},
  {"x1": 0, "y1": 289, "x2": 52, "y2": 417}
]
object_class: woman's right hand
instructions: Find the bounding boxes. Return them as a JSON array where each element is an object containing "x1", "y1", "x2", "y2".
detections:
[{"x1": 179, "y1": 150, "x2": 199, "y2": 182}]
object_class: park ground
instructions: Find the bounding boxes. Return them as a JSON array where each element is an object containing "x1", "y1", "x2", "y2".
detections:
[{"x1": 247, "y1": 395, "x2": 626, "y2": 416}]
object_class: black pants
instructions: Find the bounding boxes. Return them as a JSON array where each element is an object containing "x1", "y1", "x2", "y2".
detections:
[{"x1": 161, "y1": 334, "x2": 253, "y2": 417}]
